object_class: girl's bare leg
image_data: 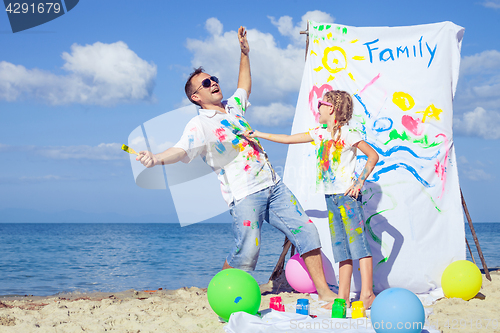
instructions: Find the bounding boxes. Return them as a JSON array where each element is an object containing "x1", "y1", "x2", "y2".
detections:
[
  {"x1": 359, "y1": 256, "x2": 376, "y2": 308},
  {"x1": 338, "y1": 259, "x2": 353, "y2": 308}
]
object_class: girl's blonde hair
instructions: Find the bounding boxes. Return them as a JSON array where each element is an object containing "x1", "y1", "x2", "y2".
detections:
[{"x1": 323, "y1": 90, "x2": 353, "y2": 141}]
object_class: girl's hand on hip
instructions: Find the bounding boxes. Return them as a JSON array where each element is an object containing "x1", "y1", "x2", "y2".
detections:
[{"x1": 345, "y1": 181, "x2": 362, "y2": 199}]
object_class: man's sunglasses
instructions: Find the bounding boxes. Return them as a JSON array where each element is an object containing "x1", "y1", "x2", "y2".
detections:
[
  {"x1": 192, "y1": 76, "x2": 219, "y2": 95},
  {"x1": 317, "y1": 100, "x2": 333, "y2": 109}
]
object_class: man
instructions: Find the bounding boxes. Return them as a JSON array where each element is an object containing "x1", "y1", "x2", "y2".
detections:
[{"x1": 137, "y1": 26, "x2": 336, "y2": 302}]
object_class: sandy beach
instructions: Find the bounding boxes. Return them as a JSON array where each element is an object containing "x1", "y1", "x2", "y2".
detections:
[
  {"x1": 1, "y1": 271, "x2": 499, "y2": 333},
  {"x1": 427, "y1": 271, "x2": 500, "y2": 333}
]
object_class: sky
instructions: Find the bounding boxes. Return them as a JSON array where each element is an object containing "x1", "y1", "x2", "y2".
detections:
[{"x1": 0, "y1": 0, "x2": 499, "y2": 223}]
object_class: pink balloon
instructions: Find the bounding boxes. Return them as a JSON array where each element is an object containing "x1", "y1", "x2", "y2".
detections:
[{"x1": 285, "y1": 253, "x2": 336, "y2": 293}]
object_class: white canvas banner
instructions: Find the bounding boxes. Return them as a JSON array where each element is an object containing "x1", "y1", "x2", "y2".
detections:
[{"x1": 284, "y1": 21, "x2": 466, "y2": 293}]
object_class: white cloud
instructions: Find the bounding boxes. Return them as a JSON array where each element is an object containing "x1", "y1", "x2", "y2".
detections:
[
  {"x1": 482, "y1": 0, "x2": 500, "y2": 9},
  {"x1": 146, "y1": 137, "x2": 175, "y2": 152},
  {"x1": 460, "y1": 50, "x2": 500, "y2": 76},
  {"x1": 0, "y1": 41, "x2": 157, "y2": 106},
  {"x1": 38, "y1": 143, "x2": 127, "y2": 160},
  {"x1": 457, "y1": 155, "x2": 494, "y2": 181},
  {"x1": 156, "y1": 141, "x2": 175, "y2": 152},
  {"x1": 246, "y1": 103, "x2": 296, "y2": 127},
  {"x1": 186, "y1": 19, "x2": 302, "y2": 105},
  {"x1": 269, "y1": 10, "x2": 335, "y2": 45},
  {"x1": 20, "y1": 175, "x2": 62, "y2": 182},
  {"x1": 205, "y1": 17, "x2": 223, "y2": 36},
  {"x1": 468, "y1": 169, "x2": 494, "y2": 180},
  {"x1": 0, "y1": 142, "x2": 128, "y2": 160},
  {"x1": 185, "y1": 12, "x2": 333, "y2": 108},
  {"x1": 130, "y1": 136, "x2": 146, "y2": 146},
  {"x1": 454, "y1": 107, "x2": 500, "y2": 139},
  {"x1": 0, "y1": 174, "x2": 71, "y2": 184},
  {"x1": 177, "y1": 97, "x2": 196, "y2": 109},
  {"x1": 472, "y1": 82, "x2": 500, "y2": 98},
  {"x1": 458, "y1": 51, "x2": 500, "y2": 105}
]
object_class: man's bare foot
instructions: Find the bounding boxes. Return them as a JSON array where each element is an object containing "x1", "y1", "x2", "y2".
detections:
[
  {"x1": 359, "y1": 292, "x2": 376, "y2": 309},
  {"x1": 322, "y1": 300, "x2": 335, "y2": 310},
  {"x1": 318, "y1": 288, "x2": 340, "y2": 310},
  {"x1": 317, "y1": 288, "x2": 337, "y2": 303}
]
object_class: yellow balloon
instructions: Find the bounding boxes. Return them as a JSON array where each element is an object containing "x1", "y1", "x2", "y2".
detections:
[{"x1": 441, "y1": 260, "x2": 482, "y2": 301}]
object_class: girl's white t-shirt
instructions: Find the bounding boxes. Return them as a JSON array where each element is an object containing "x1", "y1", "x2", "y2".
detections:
[{"x1": 308, "y1": 124, "x2": 363, "y2": 194}]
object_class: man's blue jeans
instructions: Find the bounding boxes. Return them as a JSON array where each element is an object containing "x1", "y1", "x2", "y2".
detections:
[{"x1": 227, "y1": 180, "x2": 322, "y2": 271}]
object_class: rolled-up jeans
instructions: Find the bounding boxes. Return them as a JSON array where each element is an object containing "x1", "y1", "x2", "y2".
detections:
[{"x1": 226, "y1": 180, "x2": 322, "y2": 271}]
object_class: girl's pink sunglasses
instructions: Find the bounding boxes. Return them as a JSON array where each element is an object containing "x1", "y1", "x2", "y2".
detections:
[{"x1": 318, "y1": 100, "x2": 333, "y2": 109}]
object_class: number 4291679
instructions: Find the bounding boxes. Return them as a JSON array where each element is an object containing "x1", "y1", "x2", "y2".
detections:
[{"x1": 6, "y1": 2, "x2": 61, "y2": 14}]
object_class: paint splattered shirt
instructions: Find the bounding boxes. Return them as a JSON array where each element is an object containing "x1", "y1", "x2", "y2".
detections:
[
  {"x1": 308, "y1": 125, "x2": 363, "y2": 194},
  {"x1": 173, "y1": 88, "x2": 279, "y2": 205}
]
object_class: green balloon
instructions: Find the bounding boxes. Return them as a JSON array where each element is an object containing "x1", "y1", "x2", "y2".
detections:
[{"x1": 207, "y1": 268, "x2": 261, "y2": 321}]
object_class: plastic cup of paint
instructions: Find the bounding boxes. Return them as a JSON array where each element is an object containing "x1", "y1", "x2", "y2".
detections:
[
  {"x1": 331, "y1": 298, "x2": 346, "y2": 318},
  {"x1": 296, "y1": 298, "x2": 309, "y2": 315},
  {"x1": 351, "y1": 301, "x2": 366, "y2": 319},
  {"x1": 270, "y1": 296, "x2": 282, "y2": 311}
]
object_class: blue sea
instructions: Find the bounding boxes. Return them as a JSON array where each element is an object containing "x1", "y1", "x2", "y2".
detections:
[{"x1": 0, "y1": 223, "x2": 498, "y2": 297}]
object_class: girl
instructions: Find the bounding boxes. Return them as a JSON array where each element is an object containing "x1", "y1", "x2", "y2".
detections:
[{"x1": 245, "y1": 90, "x2": 378, "y2": 309}]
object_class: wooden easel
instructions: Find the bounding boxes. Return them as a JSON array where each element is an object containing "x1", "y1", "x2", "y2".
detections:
[
  {"x1": 462, "y1": 189, "x2": 491, "y2": 281},
  {"x1": 268, "y1": 24, "x2": 492, "y2": 284}
]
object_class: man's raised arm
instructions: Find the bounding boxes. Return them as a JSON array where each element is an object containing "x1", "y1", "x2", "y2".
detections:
[{"x1": 237, "y1": 26, "x2": 251, "y2": 98}]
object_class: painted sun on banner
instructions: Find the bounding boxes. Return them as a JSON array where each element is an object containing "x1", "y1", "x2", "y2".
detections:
[{"x1": 284, "y1": 21, "x2": 466, "y2": 293}]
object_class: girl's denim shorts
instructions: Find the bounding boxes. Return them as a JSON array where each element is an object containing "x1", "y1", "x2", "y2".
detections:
[{"x1": 325, "y1": 194, "x2": 372, "y2": 263}]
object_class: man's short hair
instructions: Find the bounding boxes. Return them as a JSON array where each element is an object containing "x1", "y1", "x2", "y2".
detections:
[{"x1": 185, "y1": 67, "x2": 204, "y2": 106}]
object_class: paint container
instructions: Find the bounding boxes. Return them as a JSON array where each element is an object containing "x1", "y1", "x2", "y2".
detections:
[
  {"x1": 296, "y1": 298, "x2": 309, "y2": 315},
  {"x1": 331, "y1": 298, "x2": 346, "y2": 318},
  {"x1": 351, "y1": 301, "x2": 366, "y2": 319},
  {"x1": 269, "y1": 296, "x2": 285, "y2": 311}
]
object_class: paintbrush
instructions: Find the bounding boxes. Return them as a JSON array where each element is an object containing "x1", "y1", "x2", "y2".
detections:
[{"x1": 121, "y1": 144, "x2": 139, "y2": 155}]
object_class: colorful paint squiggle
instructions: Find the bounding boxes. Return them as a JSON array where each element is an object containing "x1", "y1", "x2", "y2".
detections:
[
  {"x1": 218, "y1": 118, "x2": 263, "y2": 168},
  {"x1": 354, "y1": 93, "x2": 372, "y2": 118},
  {"x1": 339, "y1": 203, "x2": 362, "y2": 243},
  {"x1": 359, "y1": 73, "x2": 381, "y2": 95},
  {"x1": 290, "y1": 195, "x2": 303, "y2": 216},
  {"x1": 369, "y1": 143, "x2": 439, "y2": 161},
  {"x1": 328, "y1": 210, "x2": 336, "y2": 238},
  {"x1": 401, "y1": 115, "x2": 424, "y2": 136},
  {"x1": 392, "y1": 92, "x2": 415, "y2": 111},
  {"x1": 417, "y1": 104, "x2": 442, "y2": 123},
  {"x1": 371, "y1": 163, "x2": 434, "y2": 188},
  {"x1": 384, "y1": 129, "x2": 441, "y2": 149},
  {"x1": 308, "y1": 84, "x2": 333, "y2": 122},
  {"x1": 435, "y1": 134, "x2": 448, "y2": 198},
  {"x1": 364, "y1": 190, "x2": 398, "y2": 266}
]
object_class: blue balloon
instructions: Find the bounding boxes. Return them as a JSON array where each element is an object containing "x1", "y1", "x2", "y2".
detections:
[{"x1": 370, "y1": 288, "x2": 425, "y2": 333}]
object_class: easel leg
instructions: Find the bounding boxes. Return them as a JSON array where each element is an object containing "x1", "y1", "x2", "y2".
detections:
[{"x1": 461, "y1": 188, "x2": 491, "y2": 281}]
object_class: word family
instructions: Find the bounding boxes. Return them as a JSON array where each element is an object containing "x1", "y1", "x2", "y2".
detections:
[{"x1": 363, "y1": 36, "x2": 438, "y2": 68}]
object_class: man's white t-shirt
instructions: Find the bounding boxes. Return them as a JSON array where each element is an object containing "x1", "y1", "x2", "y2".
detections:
[{"x1": 174, "y1": 89, "x2": 279, "y2": 205}]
